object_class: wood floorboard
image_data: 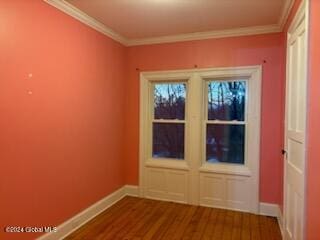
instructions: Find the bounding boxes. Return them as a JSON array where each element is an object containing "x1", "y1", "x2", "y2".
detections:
[
  {"x1": 190, "y1": 207, "x2": 211, "y2": 240},
  {"x1": 231, "y1": 210, "x2": 242, "y2": 240},
  {"x1": 151, "y1": 203, "x2": 182, "y2": 240},
  {"x1": 211, "y1": 209, "x2": 226, "y2": 239},
  {"x1": 160, "y1": 203, "x2": 189, "y2": 239},
  {"x1": 142, "y1": 202, "x2": 176, "y2": 240},
  {"x1": 64, "y1": 196, "x2": 282, "y2": 240},
  {"x1": 113, "y1": 199, "x2": 155, "y2": 240},
  {"x1": 201, "y1": 207, "x2": 219, "y2": 240},
  {"x1": 259, "y1": 215, "x2": 271, "y2": 240},
  {"x1": 96, "y1": 198, "x2": 146, "y2": 240},
  {"x1": 222, "y1": 210, "x2": 234, "y2": 240},
  {"x1": 169, "y1": 205, "x2": 197, "y2": 240},
  {"x1": 250, "y1": 214, "x2": 261, "y2": 240},
  {"x1": 132, "y1": 200, "x2": 169, "y2": 239},
  {"x1": 241, "y1": 212, "x2": 251, "y2": 240},
  {"x1": 65, "y1": 197, "x2": 136, "y2": 240},
  {"x1": 269, "y1": 217, "x2": 283, "y2": 240},
  {"x1": 182, "y1": 206, "x2": 205, "y2": 240}
]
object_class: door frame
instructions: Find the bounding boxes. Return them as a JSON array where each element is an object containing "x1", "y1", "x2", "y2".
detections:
[
  {"x1": 283, "y1": 0, "x2": 309, "y2": 239},
  {"x1": 139, "y1": 66, "x2": 261, "y2": 213}
]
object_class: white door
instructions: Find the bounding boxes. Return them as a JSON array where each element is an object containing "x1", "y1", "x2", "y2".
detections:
[
  {"x1": 139, "y1": 66, "x2": 261, "y2": 214},
  {"x1": 284, "y1": 1, "x2": 308, "y2": 240}
]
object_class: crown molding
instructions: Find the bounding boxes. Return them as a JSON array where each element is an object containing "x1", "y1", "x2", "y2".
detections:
[
  {"x1": 43, "y1": 0, "x2": 293, "y2": 47},
  {"x1": 127, "y1": 24, "x2": 281, "y2": 46},
  {"x1": 44, "y1": 0, "x2": 128, "y2": 45},
  {"x1": 278, "y1": 0, "x2": 295, "y2": 29}
]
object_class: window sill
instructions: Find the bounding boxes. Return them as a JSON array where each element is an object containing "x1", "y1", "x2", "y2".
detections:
[
  {"x1": 199, "y1": 163, "x2": 252, "y2": 176},
  {"x1": 145, "y1": 159, "x2": 190, "y2": 171}
]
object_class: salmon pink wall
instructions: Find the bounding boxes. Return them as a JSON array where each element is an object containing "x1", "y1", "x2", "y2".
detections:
[
  {"x1": 0, "y1": 1, "x2": 126, "y2": 239},
  {"x1": 306, "y1": 0, "x2": 320, "y2": 239},
  {"x1": 124, "y1": 34, "x2": 286, "y2": 204}
]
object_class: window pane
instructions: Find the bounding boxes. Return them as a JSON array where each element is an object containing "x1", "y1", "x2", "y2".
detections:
[
  {"x1": 208, "y1": 81, "x2": 246, "y2": 121},
  {"x1": 154, "y1": 83, "x2": 186, "y2": 120},
  {"x1": 153, "y1": 123, "x2": 184, "y2": 159},
  {"x1": 206, "y1": 124, "x2": 245, "y2": 164}
]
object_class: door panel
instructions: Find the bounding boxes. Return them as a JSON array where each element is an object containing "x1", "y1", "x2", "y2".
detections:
[{"x1": 284, "y1": 4, "x2": 308, "y2": 240}]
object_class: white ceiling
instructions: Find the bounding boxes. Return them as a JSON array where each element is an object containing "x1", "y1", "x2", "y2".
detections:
[{"x1": 47, "y1": 0, "x2": 293, "y2": 45}]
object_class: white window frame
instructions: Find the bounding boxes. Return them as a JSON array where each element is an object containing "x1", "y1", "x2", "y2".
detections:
[
  {"x1": 141, "y1": 72, "x2": 192, "y2": 172},
  {"x1": 139, "y1": 66, "x2": 261, "y2": 212},
  {"x1": 200, "y1": 78, "x2": 250, "y2": 175},
  {"x1": 203, "y1": 78, "x2": 248, "y2": 165},
  {"x1": 197, "y1": 68, "x2": 261, "y2": 180}
]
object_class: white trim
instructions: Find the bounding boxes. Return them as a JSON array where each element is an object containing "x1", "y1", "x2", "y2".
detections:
[
  {"x1": 139, "y1": 66, "x2": 261, "y2": 213},
  {"x1": 43, "y1": 0, "x2": 128, "y2": 45},
  {"x1": 145, "y1": 160, "x2": 190, "y2": 171},
  {"x1": 278, "y1": 207, "x2": 284, "y2": 237},
  {"x1": 287, "y1": 0, "x2": 307, "y2": 34},
  {"x1": 37, "y1": 185, "x2": 137, "y2": 240},
  {"x1": 199, "y1": 164, "x2": 251, "y2": 177},
  {"x1": 127, "y1": 25, "x2": 281, "y2": 46},
  {"x1": 259, "y1": 202, "x2": 280, "y2": 217},
  {"x1": 141, "y1": 65, "x2": 262, "y2": 77},
  {"x1": 125, "y1": 185, "x2": 139, "y2": 197},
  {"x1": 43, "y1": 0, "x2": 294, "y2": 46},
  {"x1": 279, "y1": 0, "x2": 295, "y2": 29}
]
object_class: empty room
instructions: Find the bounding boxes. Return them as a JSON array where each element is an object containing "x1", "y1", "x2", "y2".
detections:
[{"x1": 1, "y1": 0, "x2": 319, "y2": 239}]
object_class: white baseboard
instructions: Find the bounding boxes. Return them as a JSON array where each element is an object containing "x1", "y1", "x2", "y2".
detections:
[
  {"x1": 125, "y1": 185, "x2": 139, "y2": 197},
  {"x1": 259, "y1": 202, "x2": 279, "y2": 217},
  {"x1": 37, "y1": 185, "x2": 137, "y2": 240}
]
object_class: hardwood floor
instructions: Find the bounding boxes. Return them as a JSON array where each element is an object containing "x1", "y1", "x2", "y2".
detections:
[{"x1": 64, "y1": 196, "x2": 282, "y2": 240}]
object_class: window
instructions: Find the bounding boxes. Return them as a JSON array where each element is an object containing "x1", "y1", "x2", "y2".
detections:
[
  {"x1": 206, "y1": 80, "x2": 247, "y2": 164},
  {"x1": 140, "y1": 67, "x2": 261, "y2": 211},
  {"x1": 152, "y1": 83, "x2": 186, "y2": 159}
]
